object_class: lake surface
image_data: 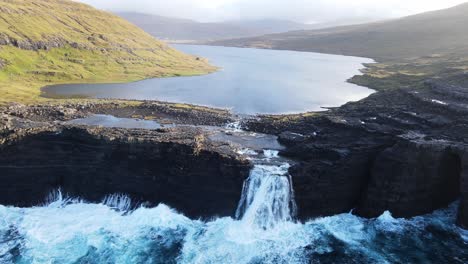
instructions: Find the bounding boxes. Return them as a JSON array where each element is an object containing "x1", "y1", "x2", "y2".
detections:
[{"x1": 43, "y1": 45, "x2": 374, "y2": 114}]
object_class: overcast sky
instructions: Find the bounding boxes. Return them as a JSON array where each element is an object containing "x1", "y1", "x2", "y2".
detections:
[{"x1": 76, "y1": 0, "x2": 468, "y2": 23}]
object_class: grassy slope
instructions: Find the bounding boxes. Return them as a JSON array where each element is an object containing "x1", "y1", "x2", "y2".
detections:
[
  {"x1": 210, "y1": 3, "x2": 468, "y2": 93},
  {"x1": 0, "y1": 0, "x2": 215, "y2": 105},
  {"x1": 211, "y1": 3, "x2": 468, "y2": 61}
]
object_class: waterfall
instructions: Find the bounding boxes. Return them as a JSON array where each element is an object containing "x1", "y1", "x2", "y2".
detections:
[{"x1": 235, "y1": 151, "x2": 297, "y2": 230}]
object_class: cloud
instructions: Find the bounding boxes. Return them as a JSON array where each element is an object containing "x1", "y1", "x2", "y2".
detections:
[{"x1": 75, "y1": 0, "x2": 468, "y2": 23}]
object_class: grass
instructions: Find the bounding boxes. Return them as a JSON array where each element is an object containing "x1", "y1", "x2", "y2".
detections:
[
  {"x1": 0, "y1": 0, "x2": 216, "y2": 105},
  {"x1": 250, "y1": 52, "x2": 468, "y2": 125},
  {"x1": 0, "y1": 45, "x2": 214, "y2": 105},
  {"x1": 349, "y1": 54, "x2": 468, "y2": 92}
]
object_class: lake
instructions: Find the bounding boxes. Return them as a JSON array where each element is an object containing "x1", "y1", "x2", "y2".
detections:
[{"x1": 42, "y1": 45, "x2": 375, "y2": 114}]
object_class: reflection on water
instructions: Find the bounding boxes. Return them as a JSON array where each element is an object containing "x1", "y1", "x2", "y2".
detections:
[
  {"x1": 43, "y1": 45, "x2": 375, "y2": 114},
  {"x1": 66, "y1": 115, "x2": 169, "y2": 129}
]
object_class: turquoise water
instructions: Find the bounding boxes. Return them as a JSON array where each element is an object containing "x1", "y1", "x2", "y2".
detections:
[
  {"x1": 1, "y1": 195, "x2": 467, "y2": 264},
  {"x1": 43, "y1": 45, "x2": 374, "y2": 114},
  {"x1": 1, "y1": 144, "x2": 467, "y2": 263}
]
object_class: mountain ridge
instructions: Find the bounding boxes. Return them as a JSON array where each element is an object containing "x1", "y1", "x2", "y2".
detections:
[
  {"x1": 209, "y1": 2, "x2": 468, "y2": 60},
  {"x1": 116, "y1": 12, "x2": 325, "y2": 42}
]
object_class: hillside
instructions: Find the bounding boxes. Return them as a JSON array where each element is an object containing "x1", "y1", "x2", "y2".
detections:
[
  {"x1": 0, "y1": 0, "x2": 214, "y2": 104},
  {"x1": 117, "y1": 12, "x2": 317, "y2": 42},
  {"x1": 210, "y1": 3, "x2": 468, "y2": 61}
]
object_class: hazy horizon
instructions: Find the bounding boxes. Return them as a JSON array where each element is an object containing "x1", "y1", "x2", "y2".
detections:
[{"x1": 75, "y1": 0, "x2": 467, "y2": 24}]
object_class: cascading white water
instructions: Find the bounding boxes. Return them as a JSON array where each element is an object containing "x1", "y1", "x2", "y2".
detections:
[
  {"x1": 235, "y1": 150, "x2": 297, "y2": 230},
  {"x1": 0, "y1": 183, "x2": 466, "y2": 263},
  {"x1": 225, "y1": 120, "x2": 242, "y2": 131},
  {"x1": 102, "y1": 194, "x2": 132, "y2": 212},
  {"x1": 1, "y1": 121, "x2": 467, "y2": 263}
]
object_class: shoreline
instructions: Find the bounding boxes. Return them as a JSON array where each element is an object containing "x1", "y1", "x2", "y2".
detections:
[
  {"x1": 38, "y1": 44, "x2": 375, "y2": 117},
  {"x1": 2, "y1": 70, "x2": 468, "y2": 229},
  {"x1": 2, "y1": 45, "x2": 468, "y2": 229}
]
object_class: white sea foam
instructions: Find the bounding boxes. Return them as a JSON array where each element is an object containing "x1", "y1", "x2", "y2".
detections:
[
  {"x1": 0, "y1": 195, "x2": 466, "y2": 264},
  {"x1": 102, "y1": 193, "x2": 133, "y2": 212},
  {"x1": 236, "y1": 148, "x2": 258, "y2": 156},
  {"x1": 225, "y1": 121, "x2": 242, "y2": 131},
  {"x1": 235, "y1": 164, "x2": 296, "y2": 230},
  {"x1": 263, "y1": 149, "x2": 280, "y2": 159},
  {"x1": 0, "y1": 147, "x2": 466, "y2": 264}
]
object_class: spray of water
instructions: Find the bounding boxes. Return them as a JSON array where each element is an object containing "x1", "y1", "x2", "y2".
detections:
[
  {"x1": 0, "y1": 192, "x2": 466, "y2": 263},
  {"x1": 102, "y1": 194, "x2": 133, "y2": 212},
  {"x1": 236, "y1": 163, "x2": 297, "y2": 229},
  {"x1": 0, "y1": 150, "x2": 466, "y2": 263}
]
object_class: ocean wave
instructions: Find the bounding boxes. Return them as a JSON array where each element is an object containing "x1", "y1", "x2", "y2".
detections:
[{"x1": 0, "y1": 193, "x2": 467, "y2": 264}]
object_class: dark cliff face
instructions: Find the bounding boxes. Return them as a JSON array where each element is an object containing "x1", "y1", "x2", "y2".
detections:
[
  {"x1": 357, "y1": 140, "x2": 463, "y2": 218},
  {"x1": 0, "y1": 125, "x2": 251, "y2": 219},
  {"x1": 284, "y1": 129, "x2": 464, "y2": 221},
  {"x1": 278, "y1": 119, "x2": 396, "y2": 219},
  {"x1": 458, "y1": 155, "x2": 468, "y2": 229},
  {"x1": 245, "y1": 78, "x2": 468, "y2": 226},
  {"x1": 2, "y1": 79, "x2": 468, "y2": 229}
]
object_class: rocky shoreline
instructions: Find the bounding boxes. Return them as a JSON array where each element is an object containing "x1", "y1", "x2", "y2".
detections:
[
  {"x1": 0, "y1": 102, "x2": 250, "y2": 219},
  {"x1": 1, "y1": 76, "x2": 468, "y2": 228},
  {"x1": 243, "y1": 76, "x2": 468, "y2": 228}
]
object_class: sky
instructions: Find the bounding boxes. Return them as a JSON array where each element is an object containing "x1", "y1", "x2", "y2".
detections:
[{"x1": 76, "y1": 0, "x2": 468, "y2": 23}]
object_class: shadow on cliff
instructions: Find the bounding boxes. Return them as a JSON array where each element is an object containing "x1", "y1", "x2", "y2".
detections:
[{"x1": 0, "y1": 128, "x2": 251, "y2": 219}]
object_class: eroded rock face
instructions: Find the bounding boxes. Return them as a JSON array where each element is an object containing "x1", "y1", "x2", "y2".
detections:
[
  {"x1": 0, "y1": 33, "x2": 69, "y2": 51},
  {"x1": 245, "y1": 78, "x2": 468, "y2": 227},
  {"x1": 457, "y1": 154, "x2": 468, "y2": 229},
  {"x1": 3, "y1": 75, "x2": 468, "y2": 228},
  {"x1": 356, "y1": 140, "x2": 463, "y2": 218},
  {"x1": 278, "y1": 120, "x2": 395, "y2": 219},
  {"x1": 0, "y1": 122, "x2": 251, "y2": 219}
]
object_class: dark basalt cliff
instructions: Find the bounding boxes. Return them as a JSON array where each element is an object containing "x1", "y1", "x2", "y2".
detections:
[
  {"x1": 0, "y1": 113, "x2": 251, "y2": 219},
  {"x1": 245, "y1": 77, "x2": 468, "y2": 228},
  {"x1": 1, "y1": 77, "x2": 468, "y2": 228},
  {"x1": 357, "y1": 139, "x2": 463, "y2": 217}
]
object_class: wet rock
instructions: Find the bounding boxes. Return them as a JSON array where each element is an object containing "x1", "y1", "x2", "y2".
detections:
[
  {"x1": 245, "y1": 78, "x2": 468, "y2": 227},
  {"x1": 278, "y1": 131, "x2": 308, "y2": 146},
  {"x1": 3, "y1": 74, "x2": 468, "y2": 228},
  {"x1": 458, "y1": 154, "x2": 468, "y2": 229},
  {"x1": 0, "y1": 103, "x2": 251, "y2": 219},
  {"x1": 286, "y1": 126, "x2": 394, "y2": 220},
  {"x1": 0, "y1": 122, "x2": 252, "y2": 219},
  {"x1": 2, "y1": 100, "x2": 234, "y2": 126},
  {"x1": 356, "y1": 139, "x2": 463, "y2": 218}
]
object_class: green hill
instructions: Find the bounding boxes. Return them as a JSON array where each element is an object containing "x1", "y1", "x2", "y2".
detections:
[
  {"x1": 0, "y1": 0, "x2": 214, "y2": 104},
  {"x1": 210, "y1": 3, "x2": 468, "y2": 61},
  {"x1": 210, "y1": 3, "x2": 468, "y2": 93}
]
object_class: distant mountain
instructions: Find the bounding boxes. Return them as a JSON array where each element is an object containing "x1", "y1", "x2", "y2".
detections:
[
  {"x1": 210, "y1": 3, "x2": 468, "y2": 60},
  {"x1": 116, "y1": 12, "x2": 320, "y2": 42}
]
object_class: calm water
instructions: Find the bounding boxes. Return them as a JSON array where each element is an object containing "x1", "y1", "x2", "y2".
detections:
[{"x1": 43, "y1": 45, "x2": 374, "y2": 114}]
